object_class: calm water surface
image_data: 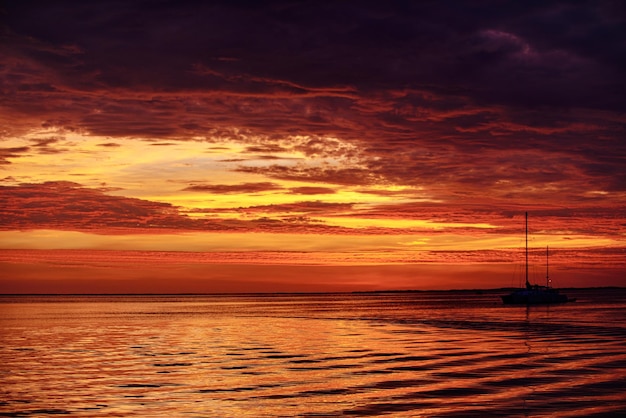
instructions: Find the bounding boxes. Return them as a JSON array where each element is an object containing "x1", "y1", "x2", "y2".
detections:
[{"x1": 1, "y1": 289, "x2": 626, "y2": 417}]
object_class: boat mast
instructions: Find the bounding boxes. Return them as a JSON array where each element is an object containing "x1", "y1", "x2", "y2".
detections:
[
  {"x1": 525, "y1": 212, "x2": 530, "y2": 289},
  {"x1": 546, "y1": 245, "x2": 549, "y2": 288}
]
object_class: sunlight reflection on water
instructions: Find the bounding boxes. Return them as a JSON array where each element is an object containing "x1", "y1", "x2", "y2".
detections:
[{"x1": 1, "y1": 290, "x2": 626, "y2": 416}]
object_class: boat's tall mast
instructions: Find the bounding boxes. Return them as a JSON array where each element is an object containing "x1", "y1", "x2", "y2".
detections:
[
  {"x1": 525, "y1": 212, "x2": 530, "y2": 288},
  {"x1": 546, "y1": 245, "x2": 549, "y2": 288}
]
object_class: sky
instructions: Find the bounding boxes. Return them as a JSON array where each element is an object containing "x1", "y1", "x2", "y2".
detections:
[{"x1": 1, "y1": 0, "x2": 625, "y2": 293}]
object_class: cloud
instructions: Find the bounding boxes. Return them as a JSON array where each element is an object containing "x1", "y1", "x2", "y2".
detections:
[
  {"x1": 236, "y1": 164, "x2": 387, "y2": 187},
  {"x1": 28, "y1": 137, "x2": 68, "y2": 155},
  {"x1": 0, "y1": 182, "x2": 361, "y2": 234},
  {"x1": 30, "y1": 138, "x2": 59, "y2": 147},
  {"x1": 288, "y1": 187, "x2": 336, "y2": 195},
  {"x1": 239, "y1": 201, "x2": 354, "y2": 216},
  {"x1": 245, "y1": 145, "x2": 290, "y2": 154},
  {"x1": 183, "y1": 182, "x2": 283, "y2": 194},
  {"x1": 0, "y1": 147, "x2": 30, "y2": 164},
  {"x1": 0, "y1": 181, "x2": 201, "y2": 232},
  {"x1": 3, "y1": 2, "x2": 624, "y2": 119}
]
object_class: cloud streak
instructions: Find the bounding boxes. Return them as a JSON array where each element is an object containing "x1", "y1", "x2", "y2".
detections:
[{"x1": 183, "y1": 182, "x2": 283, "y2": 194}]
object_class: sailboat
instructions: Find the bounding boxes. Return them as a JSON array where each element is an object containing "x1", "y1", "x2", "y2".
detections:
[{"x1": 501, "y1": 212, "x2": 572, "y2": 305}]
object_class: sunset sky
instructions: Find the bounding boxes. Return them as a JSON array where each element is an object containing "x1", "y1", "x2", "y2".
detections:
[{"x1": 1, "y1": 0, "x2": 625, "y2": 293}]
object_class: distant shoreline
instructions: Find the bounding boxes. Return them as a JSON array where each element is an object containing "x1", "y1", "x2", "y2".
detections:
[{"x1": 1, "y1": 287, "x2": 624, "y2": 297}]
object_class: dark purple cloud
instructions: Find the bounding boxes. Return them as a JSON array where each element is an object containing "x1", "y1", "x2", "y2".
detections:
[{"x1": 3, "y1": 1, "x2": 623, "y2": 106}]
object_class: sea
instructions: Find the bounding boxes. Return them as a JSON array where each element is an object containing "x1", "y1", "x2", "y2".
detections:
[{"x1": 1, "y1": 289, "x2": 626, "y2": 417}]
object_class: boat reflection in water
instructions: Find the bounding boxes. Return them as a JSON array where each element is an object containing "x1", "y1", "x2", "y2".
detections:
[{"x1": 502, "y1": 212, "x2": 574, "y2": 305}]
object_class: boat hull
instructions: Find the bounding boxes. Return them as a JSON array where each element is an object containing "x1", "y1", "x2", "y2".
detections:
[{"x1": 501, "y1": 288, "x2": 570, "y2": 305}]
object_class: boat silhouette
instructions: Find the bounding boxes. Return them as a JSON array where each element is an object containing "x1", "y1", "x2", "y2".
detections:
[{"x1": 501, "y1": 212, "x2": 573, "y2": 305}]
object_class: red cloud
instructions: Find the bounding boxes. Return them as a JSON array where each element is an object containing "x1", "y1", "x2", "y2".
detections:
[
  {"x1": 0, "y1": 181, "x2": 204, "y2": 232},
  {"x1": 288, "y1": 187, "x2": 336, "y2": 195},
  {"x1": 240, "y1": 201, "x2": 354, "y2": 215},
  {"x1": 0, "y1": 146, "x2": 30, "y2": 165},
  {"x1": 183, "y1": 182, "x2": 283, "y2": 194},
  {"x1": 236, "y1": 165, "x2": 386, "y2": 187}
]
